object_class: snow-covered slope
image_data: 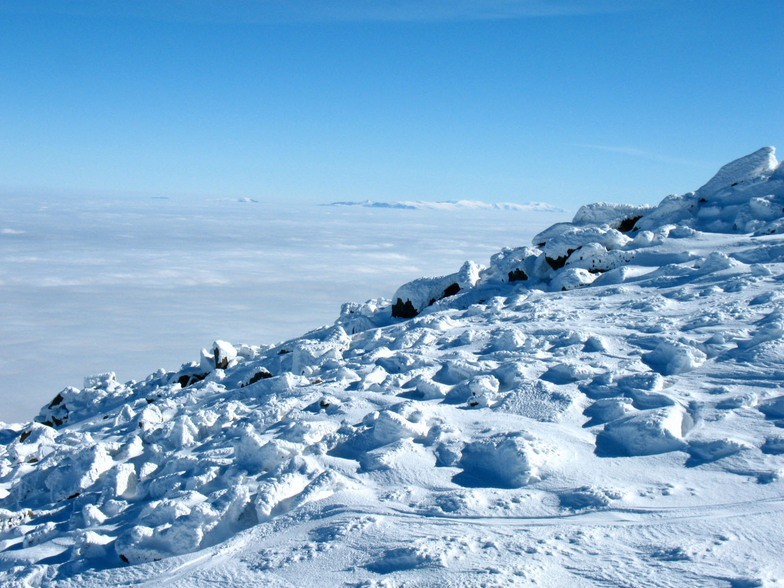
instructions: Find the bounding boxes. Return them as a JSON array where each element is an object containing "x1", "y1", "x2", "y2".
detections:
[{"x1": 3, "y1": 148, "x2": 784, "y2": 586}]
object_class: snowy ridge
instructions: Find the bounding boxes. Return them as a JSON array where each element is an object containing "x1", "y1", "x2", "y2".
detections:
[
  {"x1": 327, "y1": 199, "x2": 566, "y2": 212},
  {"x1": 3, "y1": 148, "x2": 784, "y2": 585}
]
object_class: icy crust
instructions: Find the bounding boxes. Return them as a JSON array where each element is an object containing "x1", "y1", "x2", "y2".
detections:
[{"x1": 2, "y1": 148, "x2": 784, "y2": 585}]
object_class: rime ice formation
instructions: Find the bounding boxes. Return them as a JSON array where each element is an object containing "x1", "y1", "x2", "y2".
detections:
[{"x1": 2, "y1": 148, "x2": 784, "y2": 586}]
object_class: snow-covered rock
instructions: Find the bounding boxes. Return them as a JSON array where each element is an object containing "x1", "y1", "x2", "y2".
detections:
[{"x1": 391, "y1": 260, "x2": 481, "y2": 318}]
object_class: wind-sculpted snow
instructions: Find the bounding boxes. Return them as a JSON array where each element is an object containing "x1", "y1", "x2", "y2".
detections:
[{"x1": 3, "y1": 148, "x2": 784, "y2": 585}]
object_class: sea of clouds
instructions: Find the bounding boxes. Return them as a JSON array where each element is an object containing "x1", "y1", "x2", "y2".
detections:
[{"x1": 0, "y1": 194, "x2": 569, "y2": 422}]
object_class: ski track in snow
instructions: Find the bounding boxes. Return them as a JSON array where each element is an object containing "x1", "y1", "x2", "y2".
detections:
[{"x1": 2, "y1": 147, "x2": 784, "y2": 586}]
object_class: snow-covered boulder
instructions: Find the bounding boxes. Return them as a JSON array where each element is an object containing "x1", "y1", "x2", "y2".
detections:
[
  {"x1": 550, "y1": 267, "x2": 597, "y2": 291},
  {"x1": 482, "y1": 246, "x2": 541, "y2": 283},
  {"x1": 213, "y1": 340, "x2": 238, "y2": 370},
  {"x1": 392, "y1": 260, "x2": 481, "y2": 318},
  {"x1": 572, "y1": 202, "x2": 653, "y2": 231},
  {"x1": 535, "y1": 226, "x2": 632, "y2": 265}
]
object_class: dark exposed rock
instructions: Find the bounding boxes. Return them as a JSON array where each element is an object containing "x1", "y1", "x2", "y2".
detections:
[
  {"x1": 39, "y1": 415, "x2": 64, "y2": 428},
  {"x1": 546, "y1": 247, "x2": 579, "y2": 271},
  {"x1": 177, "y1": 372, "x2": 207, "y2": 388},
  {"x1": 617, "y1": 215, "x2": 642, "y2": 233},
  {"x1": 443, "y1": 283, "x2": 460, "y2": 298},
  {"x1": 395, "y1": 284, "x2": 461, "y2": 319},
  {"x1": 211, "y1": 341, "x2": 238, "y2": 370},
  {"x1": 392, "y1": 298, "x2": 418, "y2": 319},
  {"x1": 19, "y1": 429, "x2": 31, "y2": 443},
  {"x1": 546, "y1": 252, "x2": 572, "y2": 271},
  {"x1": 37, "y1": 390, "x2": 71, "y2": 428},
  {"x1": 278, "y1": 348, "x2": 291, "y2": 355},
  {"x1": 244, "y1": 368, "x2": 273, "y2": 387},
  {"x1": 508, "y1": 269, "x2": 528, "y2": 282},
  {"x1": 214, "y1": 349, "x2": 229, "y2": 370}
]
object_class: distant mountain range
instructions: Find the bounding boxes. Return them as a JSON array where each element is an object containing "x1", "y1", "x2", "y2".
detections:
[{"x1": 326, "y1": 199, "x2": 567, "y2": 212}]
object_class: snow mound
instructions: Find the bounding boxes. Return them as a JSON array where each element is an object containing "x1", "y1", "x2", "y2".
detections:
[
  {"x1": 642, "y1": 340, "x2": 707, "y2": 376},
  {"x1": 3, "y1": 147, "x2": 784, "y2": 585},
  {"x1": 596, "y1": 405, "x2": 692, "y2": 457},
  {"x1": 455, "y1": 433, "x2": 556, "y2": 488}
]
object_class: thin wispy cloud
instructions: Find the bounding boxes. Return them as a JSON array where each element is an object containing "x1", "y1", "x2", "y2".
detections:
[
  {"x1": 0, "y1": 0, "x2": 645, "y2": 24},
  {"x1": 274, "y1": 0, "x2": 638, "y2": 22},
  {"x1": 575, "y1": 143, "x2": 706, "y2": 167}
]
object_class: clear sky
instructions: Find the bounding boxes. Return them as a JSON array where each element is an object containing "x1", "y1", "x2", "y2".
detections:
[{"x1": 0, "y1": 0, "x2": 782, "y2": 208}]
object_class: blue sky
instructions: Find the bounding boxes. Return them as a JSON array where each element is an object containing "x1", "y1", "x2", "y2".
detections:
[{"x1": 0, "y1": 0, "x2": 782, "y2": 208}]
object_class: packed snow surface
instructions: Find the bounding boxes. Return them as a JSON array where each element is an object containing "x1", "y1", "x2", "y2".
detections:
[{"x1": 3, "y1": 147, "x2": 784, "y2": 586}]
